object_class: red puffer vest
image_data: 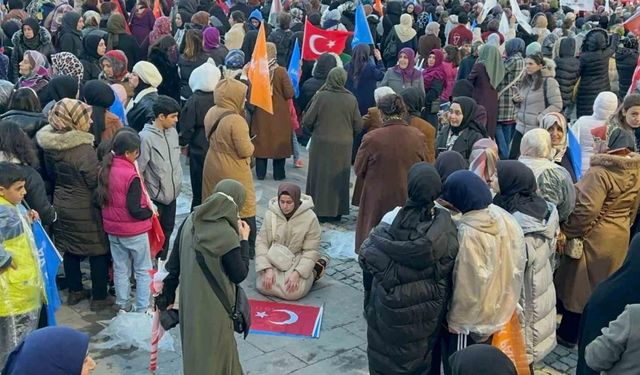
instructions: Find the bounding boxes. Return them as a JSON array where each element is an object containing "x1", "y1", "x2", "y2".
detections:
[{"x1": 102, "y1": 156, "x2": 152, "y2": 236}]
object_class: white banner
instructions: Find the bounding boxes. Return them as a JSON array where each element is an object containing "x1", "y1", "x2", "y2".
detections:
[{"x1": 509, "y1": 0, "x2": 533, "y2": 34}]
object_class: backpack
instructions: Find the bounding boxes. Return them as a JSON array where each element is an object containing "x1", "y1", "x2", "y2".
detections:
[
  {"x1": 268, "y1": 29, "x2": 295, "y2": 66},
  {"x1": 382, "y1": 30, "x2": 399, "y2": 64}
]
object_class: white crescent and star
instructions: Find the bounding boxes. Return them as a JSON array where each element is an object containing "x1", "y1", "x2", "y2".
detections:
[
  {"x1": 309, "y1": 35, "x2": 337, "y2": 55},
  {"x1": 255, "y1": 309, "x2": 299, "y2": 325}
]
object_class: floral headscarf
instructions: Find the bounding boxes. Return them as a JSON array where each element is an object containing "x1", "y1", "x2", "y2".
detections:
[
  {"x1": 149, "y1": 16, "x2": 172, "y2": 45},
  {"x1": 51, "y1": 52, "x2": 84, "y2": 84},
  {"x1": 99, "y1": 50, "x2": 128, "y2": 82},
  {"x1": 48, "y1": 98, "x2": 92, "y2": 132},
  {"x1": 19, "y1": 50, "x2": 50, "y2": 88}
]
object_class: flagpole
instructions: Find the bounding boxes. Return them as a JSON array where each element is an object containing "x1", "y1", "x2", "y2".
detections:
[{"x1": 302, "y1": 20, "x2": 308, "y2": 61}]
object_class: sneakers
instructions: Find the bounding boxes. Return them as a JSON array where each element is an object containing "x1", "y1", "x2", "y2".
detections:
[
  {"x1": 67, "y1": 289, "x2": 90, "y2": 305},
  {"x1": 111, "y1": 303, "x2": 133, "y2": 313},
  {"x1": 294, "y1": 159, "x2": 304, "y2": 168},
  {"x1": 90, "y1": 295, "x2": 116, "y2": 312}
]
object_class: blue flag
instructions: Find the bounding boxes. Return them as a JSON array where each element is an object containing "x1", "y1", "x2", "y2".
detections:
[
  {"x1": 352, "y1": 3, "x2": 374, "y2": 48},
  {"x1": 32, "y1": 220, "x2": 62, "y2": 326},
  {"x1": 471, "y1": 19, "x2": 477, "y2": 29},
  {"x1": 288, "y1": 39, "x2": 302, "y2": 98},
  {"x1": 428, "y1": 12, "x2": 433, "y2": 23}
]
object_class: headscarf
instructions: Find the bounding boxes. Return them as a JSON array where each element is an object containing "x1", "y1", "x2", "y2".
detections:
[
  {"x1": 477, "y1": 44, "x2": 505, "y2": 89},
  {"x1": 149, "y1": 16, "x2": 172, "y2": 45},
  {"x1": 82, "y1": 80, "x2": 115, "y2": 143},
  {"x1": 2, "y1": 327, "x2": 90, "y2": 375},
  {"x1": 374, "y1": 86, "x2": 395, "y2": 104},
  {"x1": 132, "y1": 60, "x2": 162, "y2": 87},
  {"x1": 193, "y1": 179, "x2": 245, "y2": 256},
  {"x1": 203, "y1": 26, "x2": 221, "y2": 50},
  {"x1": 225, "y1": 49, "x2": 245, "y2": 69},
  {"x1": 435, "y1": 150, "x2": 468, "y2": 184},
  {"x1": 451, "y1": 79, "x2": 474, "y2": 98},
  {"x1": 450, "y1": 96, "x2": 478, "y2": 135},
  {"x1": 46, "y1": 3, "x2": 74, "y2": 34},
  {"x1": 449, "y1": 344, "x2": 517, "y2": 375},
  {"x1": 520, "y1": 128, "x2": 553, "y2": 159},
  {"x1": 400, "y1": 86, "x2": 424, "y2": 117},
  {"x1": 540, "y1": 112, "x2": 568, "y2": 162},
  {"x1": 59, "y1": 11, "x2": 82, "y2": 39},
  {"x1": 389, "y1": 162, "x2": 442, "y2": 240},
  {"x1": 107, "y1": 13, "x2": 128, "y2": 50},
  {"x1": 83, "y1": 10, "x2": 101, "y2": 27},
  {"x1": 526, "y1": 41, "x2": 542, "y2": 55},
  {"x1": 469, "y1": 138, "x2": 499, "y2": 184},
  {"x1": 266, "y1": 41, "x2": 278, "y2": 79},
  {"x1": 319, "y1": 67, "x2": 350, "y2": 94},
  {"x1": 441, "y1": 170, "x2": 493, "y2": 213},
  {"x1": 577, "y1": 235, "x2": 640, "y2": 375},
  {"x1": 277, "y1": 183, "x2": 302, "y2": 219},
  {"x1": 83, "y1": 30, "x2": 107, "y2": 60},
  {"x1": 19, "y1": 50, "x2": 50, "y2": 88},
  {"x1": 50, "y1": 52, "x2": 84, "y2": 85},
  {"x1": 21, "y1": 18, "x2": 41, "y2": 47},
  {"x1": 393, "y1": 47, "x2": 420, "y2": 83},
  {"x1": 348, "y1": 44, "x2": 371, "y2": 84},
  {"x1": 394, "y1": 13, "x2": 417, "y2": 43},
  {"x1": 505, "y1": 38, "x2": 525, "y2": 57},
  {"x1": 425, "y1": 21, "x2": 440, "y2": 35},
  {"x1": 99, "y1": 50, "x2": 128, "y2": 82},
  {"x1": 493, "y1": 160, "x2": 549, "y2": 221},
  {"x1": 48, "y1": 98, "x2": 92, "y2": 132},
  {"x1": 45, "y1": 76, "x2": 78, "y2": 102},
  {"x1": 422, "y1": 49, "x2": 446, "y2": 90}
]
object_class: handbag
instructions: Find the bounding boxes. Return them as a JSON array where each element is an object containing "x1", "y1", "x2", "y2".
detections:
[
  {"x1": 266, "y1": 211, "x2": 295, "y2": 271},
  {"x1": 195, "y1": 249, "x2": 251, "y2": 338},
  {"x1": 564, "y1": 238, "x2": 584, "y2": 260}
]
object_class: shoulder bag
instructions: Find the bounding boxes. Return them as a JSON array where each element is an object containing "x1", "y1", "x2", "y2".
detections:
[
  {"x1": 266, "y1": 211, "x2": 296, "y2": 272},
  {"x1": 207, "y1": 111, "x2": 236, "y2": 141}
]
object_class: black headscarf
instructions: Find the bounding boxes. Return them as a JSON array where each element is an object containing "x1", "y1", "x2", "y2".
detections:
[
  {"x1": 21, "y1": 17, "x2": 41, "y2": 50},
  {"x1": 44, "y1": 76, "x2": 78, "y2": 102},
  {"x1": 451, "y1": 96, "x2": 478, "y2": 135},
  {"x1": 451, "y1": 79, "x2": 474, "y2": 99},
  {"x1": 83, "y1": 29, "x2": 107, "y2": 60},
  {"x1": 449, "y1": 344, "x2": 517, "y2": 375},
  {"x1": 390, "y1": 162, "x2": 441, "y2": 241},
  {"x1": 400, "y1": 86, "x2": 425, "y2": 117},
  {"x1": 441, "y1": 170, "x2": 492, "y2": 213},
  {"x1": 313, "y1": 53, "x2": 338, "y2": 81},
  {"x1": 493, "y1": 160, "x2": 549, "y2": 221},
  {"x1": 60, "y1": 11, "x2": 82, "y2": 38},
  {"x1": 435, "y1": 150, "x2": 468, "y2": 184},
  {"x1": 82, "y1": 80, "x2": 115, "y2": 145},
  {"x1": 577, "y1": 234, "x2": 640, "y2": 375}
]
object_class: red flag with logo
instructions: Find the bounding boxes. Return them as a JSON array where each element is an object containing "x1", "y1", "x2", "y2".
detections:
[
  {"x1": 249, "y1": 299, "x2": 324, "y2": 338},
  {"x1": 302, "y1": 20, "x2": 352, "y2": 60}
]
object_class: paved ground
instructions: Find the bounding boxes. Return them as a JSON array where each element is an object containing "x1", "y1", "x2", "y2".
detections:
[{"x1": 56, "y1": 148, "x2": 578, "y2": 374}]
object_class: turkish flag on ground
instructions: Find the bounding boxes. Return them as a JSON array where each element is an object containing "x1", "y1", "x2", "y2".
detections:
[
  {"x1": 302, "y1": 20, "x2": 352, "y2": 61},
  {"x1": 248, "y1": 23, "x2": 273, "y2": 114},
  {"x1": 249, "y1": 299, "x2": 324, "y2": 338}
]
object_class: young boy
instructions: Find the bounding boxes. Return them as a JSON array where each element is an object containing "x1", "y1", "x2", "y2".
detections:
[
  {"x1": 0, "y1": 162, "x2": 43, "y2": 364},
  {"x1": 138, "y1": 95, "x2": 182, "y2": 261}
]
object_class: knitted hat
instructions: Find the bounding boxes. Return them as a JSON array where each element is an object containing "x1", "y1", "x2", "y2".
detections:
[
  {"x1": 48, "y1": 98, "x2": 92, "y2": 132},
  {"x1": 189, "y1": 58, "x2": 222, "y2": 92},
  {"x1": 224, "y1": 49, "x2": 245, "y2": 69},
  {"x1": 132, "y1": 61, "x2": 162, "y2": 87},
  {"x1": 203, "y1": 26, "x2": 220, "y2": 50},
  {"x1": 592, "y1": 91, "x2": 618, "y2": 120}
]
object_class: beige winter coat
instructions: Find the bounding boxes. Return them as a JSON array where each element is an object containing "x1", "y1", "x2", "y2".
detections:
[
  {"x1": 225, "y1": 23, "x2": 246, "y2": 50},
  {"x1": 255, "y1": 194, "x2": 321, "y2": 301}
]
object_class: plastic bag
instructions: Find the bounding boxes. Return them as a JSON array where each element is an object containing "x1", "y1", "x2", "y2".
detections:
[
  {"x1": 0, "y1": 308, "x2": 40, "y2": 365},
  {"x1": 491, "y1": 313, "x2": 531, "y2": 375},
  {"x1": 94, "y1": 312, "x2": 175, "y2": 352},
  {"x1": 321, "y1": 229, "x2": 357, "y2": 260},
  {"x1": 148, "y1": 214, "x2": 166, "y2": 259}
]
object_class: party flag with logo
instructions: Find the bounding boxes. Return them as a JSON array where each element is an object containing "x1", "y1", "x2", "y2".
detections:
[
  {"x1": 248, "y1": 23, "x2": 273, "y2": 114},
  {"x1": 288, "y1": 39, "x2": 302, "y2": 97},
  {"x1": 352, "y1": 3, "x2": 374, "y2": 48}
]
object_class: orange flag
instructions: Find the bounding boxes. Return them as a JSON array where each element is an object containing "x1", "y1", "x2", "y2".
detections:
[
  {"x1": 248, "y1": 23, "x2": 273, "y2": 114},
  {"x1": 373, "y1": 0, "x2": 383, "y2": 16}
]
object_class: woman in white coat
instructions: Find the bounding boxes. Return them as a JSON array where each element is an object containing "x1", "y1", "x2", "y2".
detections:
[{"x1": 255, "y1": 183, "x2": 325, "y2": 301}]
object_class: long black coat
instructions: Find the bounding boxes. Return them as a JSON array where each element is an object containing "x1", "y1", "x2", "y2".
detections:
[
  {"x1": 616, "y1": 46, "x2": 638, "y2": 98},
  {"x1": 360, "y1": 208, "x2": 459, "y2": 375},
  {"x1": 554, "y1": 38, "x2": 580, "y2": 108},
  {"x1": 576, "y1": 29, "x2": 616, "y2": 117}
]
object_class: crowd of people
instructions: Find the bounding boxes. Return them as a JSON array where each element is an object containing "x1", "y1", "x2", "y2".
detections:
[{"x1": 1, "y1": 0, "x2": 640, "y2": 373}]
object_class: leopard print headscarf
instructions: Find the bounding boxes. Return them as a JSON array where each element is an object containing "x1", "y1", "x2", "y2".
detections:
[{"x1": 51, "y1": 52, "x2": 84, "y2": 85}]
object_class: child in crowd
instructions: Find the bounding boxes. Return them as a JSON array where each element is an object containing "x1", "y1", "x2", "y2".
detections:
[
  {"x1": 138, "y1": 95, "x2": 182, "y2": 261},
  {"x1": 97, "y1": 132, "x2": 153, "y2": 312},
  {"x1": 0, "y1": 162, "x2": 43, "y2": 364}
]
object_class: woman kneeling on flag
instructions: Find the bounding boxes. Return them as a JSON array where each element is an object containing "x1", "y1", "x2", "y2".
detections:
[{"x1": 255, "y1": 183, "x2": 328, "y2": 301}]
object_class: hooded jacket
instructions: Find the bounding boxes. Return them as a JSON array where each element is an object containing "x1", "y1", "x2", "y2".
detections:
[
  {"x1": 255, "y1": 194, "x2": 321, "y2": 301},
  {"x1": 360, "y1": 208, "x2": 459, "y2": 374},
  {"x1": 513, "y1": 205, "x2": 560, "y2": 363},
  {"x1": 554, "y1": 37, "x2": 580, "y2": 106},
  {"x1": 576, "y1": 29, "x2": 617, "y2": 117},
  {"x1": 138, "y1": 124, "x2": 183, "y2": 205},
  {"x1": 447, "y1": 204, "x2": 526, "y2": 339},
  {"x1": 616, "y1": 45, "x2": 638, "y2": 97}
]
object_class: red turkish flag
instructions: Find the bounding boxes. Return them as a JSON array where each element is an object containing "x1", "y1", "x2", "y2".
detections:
[
  {"x1": 249, "y1": 299, "x2": 324, "y2": 337},
  {"x1": 624, "y1": 10, "x2": 640, "y2": 35},
  {"x1": 302, "y1": 20, "x2": 352, "y2": 61}
]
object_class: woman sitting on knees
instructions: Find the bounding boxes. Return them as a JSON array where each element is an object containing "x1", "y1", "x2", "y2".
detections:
[{"x1": 255, "y1": 183, "x2": 324, "y2": 301}]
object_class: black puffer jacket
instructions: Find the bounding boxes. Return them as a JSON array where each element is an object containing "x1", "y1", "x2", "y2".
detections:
[
  {"x1": 554, "y1": 37, "x2": 580, "y2": 108},
  {"x1": 0, "y1": 110, "x2": 47, "y2": 138},
  {"x1": 178, "y1": 90, "x2": 215, "y2": 155},
  {"x1": 360, "y1": 209, "x2": 459, "y2": 375},
  {"x1": 127, "y1": 91, "x2": 158, "y2": 132},
  {"x1": 576, "y1": 29, "x2": 617, "y2": 117},
  {"x1": 297, "y1": 53, "x2": 337, "y2": 112},
  {"x1": 178, "y1": 53, "x2": 208, "y2": 100},
  {"x1": 616, "y1": 46, "x2": 638, "y2": 98}
]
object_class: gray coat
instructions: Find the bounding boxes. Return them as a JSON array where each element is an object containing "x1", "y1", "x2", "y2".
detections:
[
  {"x1": 514, "y1": 204, "x2": 559, "y2": 364},
  {"x1": 586, "y1": 304, "x2": 640, "y2": 375},
  {"x1": 516, "y1": 60, "x2": 563, "y2": 135},
  {"x1": 378, "y1": 69, "x2": 424, "y2": 95},
  {"x1": 138, "y1": 124, "x2": 183, "y2": 205}
]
